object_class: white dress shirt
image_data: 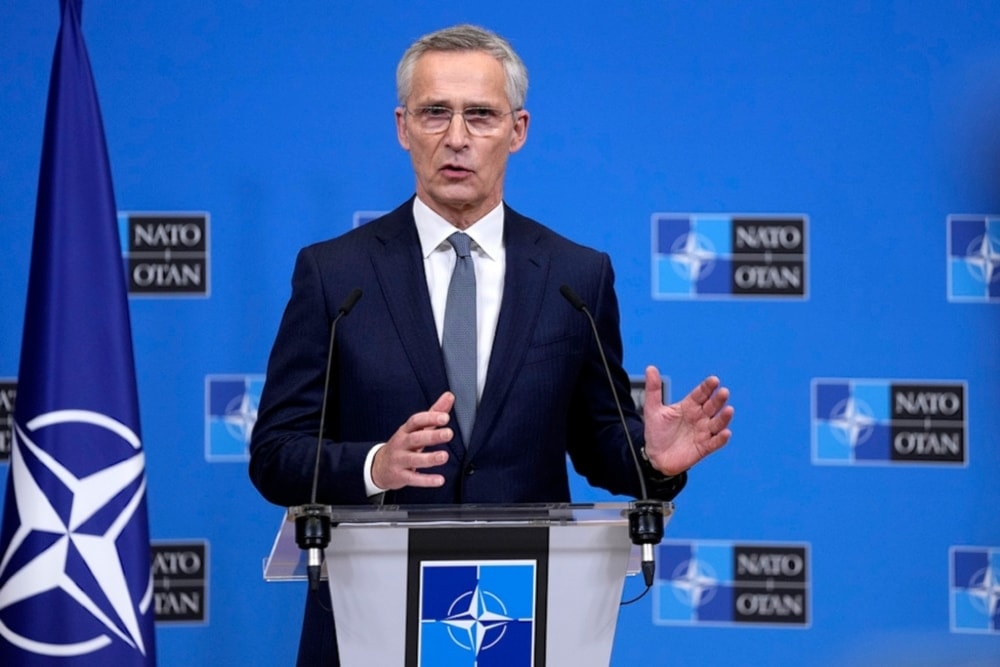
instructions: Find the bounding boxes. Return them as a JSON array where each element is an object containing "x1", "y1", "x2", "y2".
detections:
[{"x1": 364, "y1": 197, "x2": 506, "y2": 494}]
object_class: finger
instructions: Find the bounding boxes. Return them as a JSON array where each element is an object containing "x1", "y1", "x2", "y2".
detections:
[
  {"x1": 718, "y1": 403, "x2": 735, "y2": 425},
  {"x1": 707, "y1": 427, "x2": 733, "y2": 452},
  {"x1": 687, "y1": 375, "x2": 721, "y2": 405},
  {"x1": 398, "y1": 470, "x2": 447, "y2": 488},
  {"x1": 701, "y1": 407, "x2": 734, "y2": 458},
  {"x1": 644, "y1": 366, "x2": 663, "y2": 412},
  {"x1": 703, "y1": 386, "x2": 731, "y2": 416},
  {"x1": 401, "y1": 407, "x2": 451, "y2": 435},
  {"x1": 394, "y1": 446, "x2": 450, "y2": 486},
  {"x1": 395, "y1": 426, "x2": 454, "y2": 454},
  {"x1": 373, "y1": 443, "x2": 450, "y2": 490},
  {"x1": 703, "y1": 405, "x2": 735, "y2": 436},
  {"x1": 403, "y1": 429, "x2": 454, "y2": 454},
  {"x1": 397, "y1": 393, "x2": 456, "y2": 436},
  {"x1": 708, "y1": 405, "x2": 735, "y2": 435},
  {"x1": 394, "y1": 446, "x2": 449, "y2": 470},
  {"x1": 429, "y1": 391, "x2": 455, "y2": 415}
]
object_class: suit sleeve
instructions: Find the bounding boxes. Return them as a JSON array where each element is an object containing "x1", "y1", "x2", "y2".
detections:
[
  {"x1": 248, "y1": 246, "x2": 375, "y2": 507},
  {"x1": 564, "y1": 253, "x2": 687, "y2": 501}
]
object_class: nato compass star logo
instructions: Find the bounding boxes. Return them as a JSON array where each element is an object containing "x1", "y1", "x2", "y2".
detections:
[
  {"x1": 655, "y1": 542, "x2": 733, "y2": 625},
  {"x1": 441, "y1": 583, "x2": 515, "y2": 655},
  {"x1": 670, "y1": 557, "x2": 720, "y2": 609},
  {"x1": 964, "y1": 233, "x2": 1000, "y2": 285},
  {"x1": 951, "y1": 546, "x2": 1000, "y2": 633},
  {"x1": 826, "y1": 397, "x2": 877, "y2": 448},
  {"x1": 812, "y1": 380, "x2": 893, "y2": 464},
  {"x1": 653, "y1": 215, "x2": 729, "y2": 299},
  {"x1": 948, "y1": 215, "x2": 1000, "y2": 301},
  {"x1": 967, "y1": 565, "x2": 1000, "y2": 620},
  {"x1": 0, "y1": 410, "x2": 152, "y2": 657},
  {"x1": 419, "y1": 561, "x2": 535, "y2": 666},
  {"x1": 669, "y1": 232, "x2": 718, "y2": 284},
  {"x1": 205, "y1": 375, "x2": 263, "y2": 461}
]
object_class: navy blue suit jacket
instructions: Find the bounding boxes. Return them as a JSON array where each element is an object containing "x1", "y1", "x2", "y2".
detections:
[{"x1": 249, "y1": 199, "x2": 685, "y2": 664}]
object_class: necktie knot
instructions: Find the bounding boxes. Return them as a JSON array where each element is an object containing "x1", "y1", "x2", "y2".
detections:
[{"x1": 448, "y1": 232, "x2": 473, "y2": 259}]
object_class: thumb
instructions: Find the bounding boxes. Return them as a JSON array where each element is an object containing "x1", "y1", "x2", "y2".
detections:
[{"x1": 644, "y1": 366, "x2": 663, "y2": 414}]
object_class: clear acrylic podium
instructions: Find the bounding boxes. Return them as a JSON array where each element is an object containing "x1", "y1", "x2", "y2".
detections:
[{"x1": 264, "y1": 502, "x2": 672, "y2": 666}]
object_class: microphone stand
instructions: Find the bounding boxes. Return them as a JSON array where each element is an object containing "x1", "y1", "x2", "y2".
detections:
[
  {"x1": 294, "y1": 288, "x2": 362, "y2": 591},
  {"x1": 560, "y1": 285, "x2": 665, "y2": 590}
]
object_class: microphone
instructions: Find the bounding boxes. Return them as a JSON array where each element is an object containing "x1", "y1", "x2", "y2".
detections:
[
  {"x1": 295, "y1": 287, "x2": 363, "y2": 591},
  {"x1": 559, "y1": 284, "x2": 665, "y2": 589}
]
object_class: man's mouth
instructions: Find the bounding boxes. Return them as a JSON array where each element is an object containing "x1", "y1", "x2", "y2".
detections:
[{"x1": 440, "y1": 163, "x2": 473, "y2": 176}]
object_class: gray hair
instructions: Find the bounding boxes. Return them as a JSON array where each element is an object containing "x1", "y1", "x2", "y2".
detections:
[{"x1": 396, "y1": 24, "x2": 528, "y2": 110}]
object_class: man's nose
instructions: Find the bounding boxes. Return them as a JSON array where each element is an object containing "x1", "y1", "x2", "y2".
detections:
[{"x1": 444, "y1": 111, "x2": 470, "y2": 148}]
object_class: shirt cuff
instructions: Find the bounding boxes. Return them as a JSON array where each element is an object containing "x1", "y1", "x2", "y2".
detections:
[{"x1": 364, "y1": 442, "x2": 388, "y2": 497}]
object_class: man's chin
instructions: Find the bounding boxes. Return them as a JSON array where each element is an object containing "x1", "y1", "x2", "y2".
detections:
[{"x1": 426, "y1": 186, "x2": 484, "y2": 211}]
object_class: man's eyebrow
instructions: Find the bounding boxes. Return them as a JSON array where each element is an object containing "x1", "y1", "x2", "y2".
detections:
[{"x1": 413, "y1": 98, "x2": 499, "y2": 108}]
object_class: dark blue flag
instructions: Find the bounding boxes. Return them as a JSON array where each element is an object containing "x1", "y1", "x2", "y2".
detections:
[{"x1": 0, "y1": 1, "x2": 157, "y2": 664}]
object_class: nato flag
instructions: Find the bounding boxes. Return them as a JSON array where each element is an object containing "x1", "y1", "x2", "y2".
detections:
[{"x1": 0, "y1": 1, "x2": 157, "y2": 664}]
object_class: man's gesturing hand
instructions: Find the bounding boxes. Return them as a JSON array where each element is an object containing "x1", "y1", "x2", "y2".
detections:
[
  {"x1": 371, "y1": 392, "x2": 454, "y2": 490},
  {"x1": 643, "y1": 366, "x2": 733, "y2": 477}
]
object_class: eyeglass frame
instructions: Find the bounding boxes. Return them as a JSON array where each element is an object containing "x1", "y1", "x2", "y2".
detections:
[{"x1": 402, "y1": 104, "x2": 522, "y2": 136}]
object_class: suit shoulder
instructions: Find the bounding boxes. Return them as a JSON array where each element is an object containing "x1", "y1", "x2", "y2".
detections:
[
  {"x1": 300, "y1": 200, "x2": 413, "y2": 258},
  {"x1": 505, "y1": 204, "x2": 609, "y2": 262}
]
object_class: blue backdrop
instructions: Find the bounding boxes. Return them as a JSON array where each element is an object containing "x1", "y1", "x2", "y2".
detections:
[{"x1": 1, "y1": 2, "x2": 998, "y2": 665}]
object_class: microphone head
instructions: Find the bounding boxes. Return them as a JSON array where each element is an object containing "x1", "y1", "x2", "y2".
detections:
[
  {"x1": 559, "y1": 284, "x2": 587, "y2": 312},
  {"x1": 339, "y1": 288, "x2": 363, "y2": 315}
]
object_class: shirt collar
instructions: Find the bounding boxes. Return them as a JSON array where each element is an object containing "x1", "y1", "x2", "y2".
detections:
[{"x1": 413, "y1": 196, "x2": 504, "y2": 260}]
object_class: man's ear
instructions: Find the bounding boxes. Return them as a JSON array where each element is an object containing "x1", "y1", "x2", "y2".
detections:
[
  {"x1": 509, "y1": 109, "x2": 530, "y2": 154},
  {"x1": 395, "y1": 107, "x2": 411, "y2": 151}
]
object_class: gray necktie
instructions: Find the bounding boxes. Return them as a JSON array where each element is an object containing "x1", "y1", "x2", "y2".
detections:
[{"x1": 442, "y1": 232, "x2": 477, "y2": 445}]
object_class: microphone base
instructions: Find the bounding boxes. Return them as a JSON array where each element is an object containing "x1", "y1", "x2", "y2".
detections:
[
  {"x1": 628, "y1": 500, "x2": 665, "y2": 587},
  {"x1": 294, "y1": 504, "x2": 333, "y2": 591},
  {"x1": 628, "y1": 499, "x2": 666, "y2": 544},
  {"x1": 294, "y1": 504, "x2": 333, "y2": 549}
]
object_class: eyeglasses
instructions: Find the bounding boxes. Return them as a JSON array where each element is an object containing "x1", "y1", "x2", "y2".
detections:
[{"x1": 404, "y1": 105, "x2": 517, "y2": 136}]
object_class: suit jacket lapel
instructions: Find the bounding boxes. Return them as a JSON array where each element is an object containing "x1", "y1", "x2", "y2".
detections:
[
  {"x1": 469, "y1": 208, "x2": 549, "y2": 455},
  {"x1": 369, "y1": 205, "x2": 453, "y2": 418}
]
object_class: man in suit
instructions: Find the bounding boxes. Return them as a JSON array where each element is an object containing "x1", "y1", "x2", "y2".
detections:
[{"x1": 249, "y1": 24, "x2": 733, "y2": 666}]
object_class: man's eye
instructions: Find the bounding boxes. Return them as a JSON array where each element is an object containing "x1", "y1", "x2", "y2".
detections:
[
  {"x1": 421, "y1": 106, "x2": 450, "y2": 118},
  {"x1": 465, "y1": 108, "x2": 497, "y2": 119}
]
